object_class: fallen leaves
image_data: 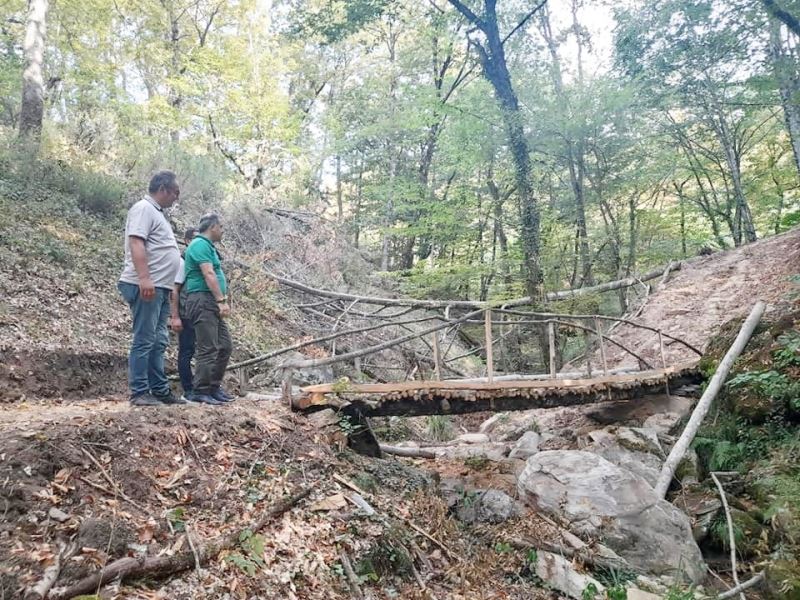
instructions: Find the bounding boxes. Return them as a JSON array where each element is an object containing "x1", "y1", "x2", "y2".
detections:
[{"x1": 309, "y1": 493, "x2": 347, "y2": 512}]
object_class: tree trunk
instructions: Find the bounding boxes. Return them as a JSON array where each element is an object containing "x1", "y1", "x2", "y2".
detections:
[
  {"x1": 769, "y1": 18, "x2": 800, "y2": 178},
  {"x1": 336, "y1": 154, "x2": 343, "y2": 221},
  {"x1": 19, "y1": 0, "x2": 49, "y2": 140},
  {"x1": 712, "y1": 110, "x2": 757, "y2": 245},
  {"x1": 448, "y1": 0, "x2": 542, "y2": 298},
  {"x1": 539, "y1": 5, "x2": 593, "y2": 286}
]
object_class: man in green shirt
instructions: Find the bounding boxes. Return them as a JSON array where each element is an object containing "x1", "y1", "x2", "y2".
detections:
[{"x1": 183, "y1": 213, "x2": 234, "y2": 405}]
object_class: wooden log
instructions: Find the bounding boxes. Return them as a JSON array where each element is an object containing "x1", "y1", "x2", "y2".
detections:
[
  {"x1": 654, "y1": 301, "x2": 766, "y2": 498},
  {"x1": 717, "y1": 572, "x2": 765, "y2": 599},
  {"x1": 379, "y1": 444, "x2": 437, "y2": 459},
  {"x1": 49, "y1": 487, "x2": 312, "y2": 600}
]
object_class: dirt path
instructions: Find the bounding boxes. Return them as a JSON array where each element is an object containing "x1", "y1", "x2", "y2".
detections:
[
  {"x1": 603, "y1": 228, "x2": 800, "y2": 368},
  {"x1": 0, "y1": 397, "x2": 129, "y2": 430}
]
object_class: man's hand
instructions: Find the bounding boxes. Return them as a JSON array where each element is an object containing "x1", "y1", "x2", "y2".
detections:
[
  {"x1": 219, "y1": 302, "x2": 231, "y2": 318},
  {"x1": 170, "y1": 316, "x2": 183, "y2": 332},
  {"x1": 139, "y1": 277, "x2": 156, "y2": 301}
]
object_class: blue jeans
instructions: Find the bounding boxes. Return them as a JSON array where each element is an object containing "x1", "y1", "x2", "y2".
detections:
[
  {"x1": 118, "y1": 281, "x2": 172, "y2": 398},
  {"x1": 177, "y1": 316, "x2": 195, "y2": 393}
]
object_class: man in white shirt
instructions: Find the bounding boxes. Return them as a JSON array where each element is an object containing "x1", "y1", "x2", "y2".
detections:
[{"x1": 117, "y1": 170, "x2": 184, "y2": 406}]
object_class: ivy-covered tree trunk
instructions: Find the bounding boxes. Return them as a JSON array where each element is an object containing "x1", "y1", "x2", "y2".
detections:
[
  {"x1": 448, "y1": 0, "x2": 543, "y2": 299},
  {"x1": 19, "y1": 0, "x2": 49, "y2": 140}
]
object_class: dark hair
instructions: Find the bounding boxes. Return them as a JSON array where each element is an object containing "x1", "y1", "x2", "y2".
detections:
[
  {"x1": 148, "y1": 170, "x2": 177, "y2": 194},
  {"x1": 198, "y1": 213, "x2": 221, "y2": 233},
  {"x1": 184, "y1": 227, "x2": 196, "y2": 242}
]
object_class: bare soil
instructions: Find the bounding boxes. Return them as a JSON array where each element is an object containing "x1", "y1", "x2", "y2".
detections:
[
  {"x1": 602, "y1": 227, "x2": 800, "y2": 368},
  {"x1": 0, "y1": 397, "x2": 555, "y2": 599}
]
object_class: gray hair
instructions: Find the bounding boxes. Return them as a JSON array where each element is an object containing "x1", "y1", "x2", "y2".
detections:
[
  {"x1": 198, "y1": 213, "x2": 221, "y2": 233},
  {"x1": 148, "y1": 170, "x2": 178, "y2": 194}
]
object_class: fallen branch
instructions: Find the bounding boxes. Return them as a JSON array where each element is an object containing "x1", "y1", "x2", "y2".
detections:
[
  {"x1": 716, "y1": 571, "x2": 765, "y2": 599},
  {"x1": 710, "y1": 472, "x2": 744, "y2": 600},
  {"x1": 280, "y1": 308, "x2": 485, "y2": 369},
  {"x1": 657, "y1": 259, "x2": 676, "y2": 291},
  {"x1": 338, "y1": 547, "x2": 364, "y2": 599},
  {"x1": 49, "y1": 486, "x2": 312, "y2": 600},
  {"x1": 509, "y1": 536, "x2": 637, "y2": 573},
  {"x1": 379, "y1": 444, "x2": 437, "y2": 459},
  {"x1": 224, "y1": 314, "x2": 444, "y2": 371},
  {"x1": 654, "y1": 301, "x2": 766, "y2": 498},
  {"x1": 264, "y1": 262, "x2": 682, "y2": 310},
  {"x1": 80, "y1": 446, "x2": 147, "y2": 513},
  {"x1": 23, "y1": 542, "x2": 67, "y2": 600}
]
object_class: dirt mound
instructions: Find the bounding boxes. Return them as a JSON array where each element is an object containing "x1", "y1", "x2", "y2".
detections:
[
  {"x1": 603, "y1": 228, "x2": 800, "y2": 369},
  {"x1": 0, "y1": 398, "x2": 552, "y2": 599}
]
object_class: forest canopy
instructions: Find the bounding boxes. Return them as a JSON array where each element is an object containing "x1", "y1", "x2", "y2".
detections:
[{"x1": 4, "y1": 0, "x2": 800, "y2": 302}]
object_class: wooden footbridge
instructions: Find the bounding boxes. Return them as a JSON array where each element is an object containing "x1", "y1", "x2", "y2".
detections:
[
  {"x1": 233, "y1": 264, "x2": 706, "y2": 418},
  {"x1": 292, "y1": 362, "x2": 702, "y2": 417}
]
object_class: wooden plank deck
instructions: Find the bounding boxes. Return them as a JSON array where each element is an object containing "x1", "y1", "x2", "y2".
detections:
[{"x1": 292, "y1": 361, "x2": 702, "y2": 417}]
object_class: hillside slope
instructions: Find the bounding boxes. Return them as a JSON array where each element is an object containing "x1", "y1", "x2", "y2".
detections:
[
  {"x1": 600, "y1": 227, "x2": 800, "y2": 369},
  {"x1": 0, "y1": 168, "x2": 475, "y2": 402}
]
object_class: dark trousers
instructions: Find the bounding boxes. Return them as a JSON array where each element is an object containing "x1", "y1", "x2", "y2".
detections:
[
  {"x1": 177, "y1": 316, "x2": 195, "y2": 393},
  {"x1": 185, "y1": 292, "x2": 232, "y2": 395}
]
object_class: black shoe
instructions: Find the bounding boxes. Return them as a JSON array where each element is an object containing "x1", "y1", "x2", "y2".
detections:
[
  {"x1": 154, "y1": 391, "x2": 187, "y2": 405},
  {"x1": 211, "y1": 388, "x2": 234, "y2": 403},
  {"x1": 130, "y1": 393, "x2": 164, "y2": 407},
  {"x1": 189, "y1": 392, "x2": 225, "y2": 406}
]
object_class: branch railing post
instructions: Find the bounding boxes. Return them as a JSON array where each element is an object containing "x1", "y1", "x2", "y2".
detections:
[
  {"x1": 281, "y1": 368, "x2": 294, "y2": 407},
  {"x1": 484, "y1": 307, "x2": 494, "y2": 383},
  {"x1": 595, "y1": 316, "x2": 608, "y2": 376},
  {"x1": 548, "y1": 321, "x2": 556, "y2": 379},
  {"x1": 658, "y1": 329, "x2": 669, "y2": 396},
  {"x1": 238, "y1": 367, "x2": 248, "y2": 395},
  {"x1": 432, "y1": 332, "x2": 442, "y2": 381}
]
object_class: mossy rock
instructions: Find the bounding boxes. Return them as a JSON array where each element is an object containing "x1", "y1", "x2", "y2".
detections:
[
  {"x1": 708, "y1": 508, "x2": 766, "y2": 558},
  {"x1": 765, "y1": 558, "x2": 800, "y2": 599},
  {"x1": 732, "y1": 389, "x2": 776, "y2": 423}
]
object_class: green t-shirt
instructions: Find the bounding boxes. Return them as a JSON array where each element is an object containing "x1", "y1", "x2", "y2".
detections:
[{"x1": 184, "y1": 235, "x2": 227, "y2": 295}]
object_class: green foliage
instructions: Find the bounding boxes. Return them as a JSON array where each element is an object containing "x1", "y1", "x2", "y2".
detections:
[
  {"x1": 663, "y1": 585, "x2": 696, "y2": 600},
  {"x1": 594, "y1": 567, "x2": 637, "y2": 595},
  {"x1": 525, "y1": 548, "x2": 538, "y2": 565},
  {"x1": 166, "y1": 507, "x2": 186, "y2": 533},
  {"x1": 338, "y1": 414, "x2": 364, "y2": 437},
  {"x1": 493, "y1": 541, "x2": 512, "y2": 554},
  {"x1": 582, "y1": 582, "x2": 600, "y2": 600},
  {"x1": 425, "y1": 415, "x2": 454, "y2": 442},
  {"x1": 226, "y1": 528, "x2": 267, "y2": 576}
]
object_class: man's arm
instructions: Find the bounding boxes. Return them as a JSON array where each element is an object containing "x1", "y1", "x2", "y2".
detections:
[
  {"x1": 129, "y1": 236, "x2": 155, "y2": 301},
  {"x1": 199, "y1": 263, "x2": 230, "y2": 317},
  {"x1": 170, "y1": 284, "x2": 184, "y2": 331}
]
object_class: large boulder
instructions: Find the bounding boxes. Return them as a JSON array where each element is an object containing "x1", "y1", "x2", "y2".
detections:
[
  {"x1": 580, "y1": 427, "x2": 665, "y2": 487},
  {"x1": 518, "y1": 451, "x2": 705, "y2": 583}
]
